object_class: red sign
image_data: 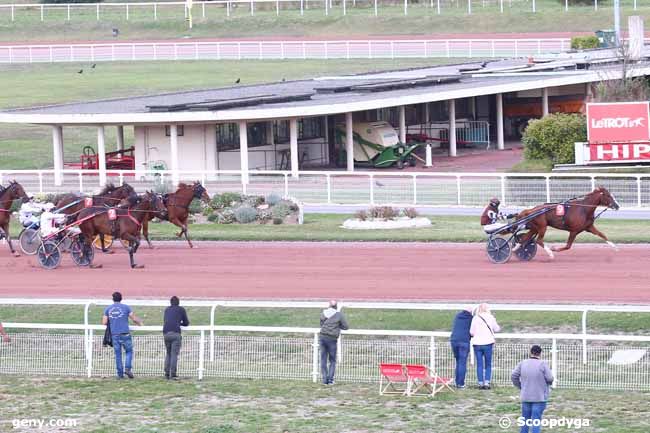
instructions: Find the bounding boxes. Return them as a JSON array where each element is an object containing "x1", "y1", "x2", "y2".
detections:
[
  {"x1": 589, "y1": 143, "x2": 650, "y2": 162},
  {"x1": 587, "y1": 102, "x2": 650, "y2": 143},
  {"x1": 108, "y1": 208, "x2": 117, "y2": 220},
  {"x1": 555, "y1": 205, "x2": 565, "y2": 216},
  {"x1": 84, "y1": 197, "x2": 93, "y2": 208}
]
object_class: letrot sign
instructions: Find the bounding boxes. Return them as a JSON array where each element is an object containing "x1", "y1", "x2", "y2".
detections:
[{"x1": 575, "y1": 102, "x2": 650, "y2": 165}]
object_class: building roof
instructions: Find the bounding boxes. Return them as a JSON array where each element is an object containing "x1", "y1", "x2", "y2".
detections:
[{"x1": 2, "y1": 53, "x2": 650, "y2": 125}]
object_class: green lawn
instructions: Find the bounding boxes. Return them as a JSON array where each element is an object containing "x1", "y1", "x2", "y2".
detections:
[
  {"x1": 0, "y1": 59, "x2": 452, "y2": 169},
  {"x1": 0, "y1": 0, "x2": 645, "y2": 41},
  {"x1": 0, "y1": 377, "x2": 648, "y2": 433}
]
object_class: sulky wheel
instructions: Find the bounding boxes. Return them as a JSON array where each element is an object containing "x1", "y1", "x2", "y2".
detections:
[
  {"x1": 515, "y1": 238, "x2": 538, "y2": 262},
  {"x1": 93, "y1": 234, "x2": 113, "y2": 251},
  {"x1": 486, "y1": 237, "x2": 512, "y2": 264},
  {"x1": 71, "y1": 238, "x2": 94, "y2": 267},
  {"x1": 19, "y1": 228, "x2": 41, "y2": 256},
  {"x1": 37, "y1": 240, "x2": 62, "y2": 270}
]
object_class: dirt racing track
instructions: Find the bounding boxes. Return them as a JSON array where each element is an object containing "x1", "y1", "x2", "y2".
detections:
[{"x1": 0, "y1": 241, "x2": 647, "y2": 303}]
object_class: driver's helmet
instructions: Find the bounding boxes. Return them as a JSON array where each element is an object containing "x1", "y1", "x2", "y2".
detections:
[{"x1": 489, "y1": 197, "x2": 500, "y2": 208}]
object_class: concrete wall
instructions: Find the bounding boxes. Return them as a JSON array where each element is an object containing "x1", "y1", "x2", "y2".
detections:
[{"x1": 217, "y1": 138, "x2": 327, "y2": 170}]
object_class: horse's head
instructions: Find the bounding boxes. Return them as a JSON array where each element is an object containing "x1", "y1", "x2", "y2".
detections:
[
  {"x1": 193, "y1": 181, "x2": 210, "y2": 203},
  {"x1": 119, "y1": 182, "x2": 136, "y2": 198},
  {"x1": 120, "y1": 192, "x2": 141, "y2": 209},
  {"x1": 594, "y1": 186, "x2": 620, "y2": 210},
  {"x1": 7, "y1": 180, "x2": 30, "y2": 203}
]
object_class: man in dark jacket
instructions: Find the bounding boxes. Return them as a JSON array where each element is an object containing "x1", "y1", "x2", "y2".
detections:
[
  {"x1": 449, "y1": 305, "x2": 473, "y2": 388},
  {"x1": 163, "y1": 296, "x2": 190, "y2": 380},
  {"x1": 319, "y1": 300, "x2": 349, "y2": 385}
]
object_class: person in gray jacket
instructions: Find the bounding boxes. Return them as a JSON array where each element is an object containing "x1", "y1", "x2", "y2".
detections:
[
  {"x1": 511, "y1": 345, "x2": 555, "y2": 433},
  {"x1": 319, "y1": 300, "x2": 349, "y2": 385}
]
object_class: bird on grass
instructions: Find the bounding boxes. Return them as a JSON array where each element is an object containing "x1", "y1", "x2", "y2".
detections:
[
  {"x1": 91, "y1": 63, "x2": 96, "y2": 69},
  {"x1": 77, "y1": 69, "x2": 83, "y2": 74},
  {"x1": 235, "y1": 78, "x2": 241, "y2": 84},
  {"x1": 375, "y1": 180, "x2": 385, "y2": 187}
]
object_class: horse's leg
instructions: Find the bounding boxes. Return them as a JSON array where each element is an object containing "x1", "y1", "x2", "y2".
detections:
[
  {"x1": 179, "y1": 215, "x2": 193, "y2": 248},
  {"x1": 586, "y1": 224, "x2": 619, "y2": 250},
  {"x1": 142, "y1": 218, "x2": 154, "y2": 249},
  {"x1": 99, "y1": 233, "x2": 114, "y2": 254},
  {"x1": 87, "y1": 233, "x2": 103, "y2": 269},
  {"x1": 124, "y1": 234, "x2": 143, "y2": 269},
  {"x1": 2, "y1": 222, "x2": 19, "y2": 257},
  {"x1": 552, "y1": 232, "x2": 578, "y2": 253},
  {"x1": 534, "y1": 224, "x2": 555, "y2": 260}
]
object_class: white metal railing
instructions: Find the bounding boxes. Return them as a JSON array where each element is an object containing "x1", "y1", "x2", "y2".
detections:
[
  {"x1": 3, "y1": 168, "x2": 650, "y2": 208},
  {"x1": 3, "y1": 298, "x2": 650, "y2": 369},
  {"x1": 0, "y1": 0, "x2": 648, "y2": 22},
  {"x1": 2, "y1": 322, "x2": 650, "y2": 390},
  {"x1": 0, "y1": 38, "x2": 573, "y2": 63}
]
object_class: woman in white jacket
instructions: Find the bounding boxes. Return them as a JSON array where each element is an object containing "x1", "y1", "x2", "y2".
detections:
[{"x1": 470, "y1": 303, "x2": 501, "y2": 389}]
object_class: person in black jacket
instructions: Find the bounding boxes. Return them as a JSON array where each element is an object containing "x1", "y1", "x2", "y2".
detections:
[
  {"x1": 450, "y1": 305, "x2": 474, "y2": 388},
  {"x1": 163, "y1": 296, "x2": 190, "y2": 380},
  {"x1": 319, "y1": 300, "x2": 349, "y2": 385}
]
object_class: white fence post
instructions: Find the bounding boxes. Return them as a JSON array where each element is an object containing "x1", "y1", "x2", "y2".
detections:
[
  {"x1": 637, "y1": 176, "x2": 642, "y2": 207},
  {"x1": 326, "y1": 174, "x2": 332, "y2": 204},
  {"x1": 210, "y1": 305, "x2": 217, "y2": 362},
  {"x1": 429, "y1": 335, "x2": 435, "y2": 372},
  {"x1": 67, "y1": 4, "x2": 70, "y2": 21},
  {"x1": 545, "y1": 176, "x2": 551, "y2": 203},
  {"x1": 87, "y1": 328, "x2": 93, "y2": 378},
  {"x1": 40, "y1": 4, "x2": 44, "y2": 21},
  {"x1": 38, "y1": 172, "x2": 44, "y2": 193},
  {"x1": 154, "y1": 3, "x2": 157, "y2": 20},
  {"x1": 551, "y1": 337, "x2": 558, "y2": 388},
  {"x1": 78, "y1": 172, "x2": 83, "y2": 193},
  {"x1": 500, "y1": 175, "x2": 506, "y2": 205},
  {"x1": 456, "y1": 175, "x2": 461, "y2": 205},
  {"x1": 374, "y1": 0, "x2": 377, "y2": 16},
  {"x1": 96, "y1": 3, "x2": 99, "y2": 20},
  {"x1": 369, "y1": 174, "x2": 375, "y2": 205},
  {"x1": 198, "y1": 330, "x2": 205, "y2": 380},
  {"x1": 11, "y1": 5, "x2": 14, "y2": 22},
  {"x1": 412, "y1": 175, "x2": 417, "y2": 204},
  {"x1": 582, "y1": 309, "x2": 588, "y2": 365},
  {"x1": 312, "y1": 332, "x2": 319, "y2": 383},
  {"x1": 284, "y1": 173, "x2": 289, "y2": 198}
]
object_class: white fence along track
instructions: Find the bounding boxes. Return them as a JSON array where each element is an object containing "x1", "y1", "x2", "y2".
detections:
[{"x1": 3, "y1": 169, "x2": 650, "y2": 209}]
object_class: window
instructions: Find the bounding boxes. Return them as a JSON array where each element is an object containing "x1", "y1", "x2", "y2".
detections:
[
  {"x1": 216, "y1": 122, "x2": 268, "y2": 151},
  {"x1": 274, "y1": 120, "x2": 290, "y2": 144},
  {"x1": 298, "y1": 118, "x2": 323, "y2": 140},
  {"x1": 165, "y1": 125, "x2": 184, "y2": 137},
  {"x1": 377, "y1": 108, "x2": 398, "y2": 125}
]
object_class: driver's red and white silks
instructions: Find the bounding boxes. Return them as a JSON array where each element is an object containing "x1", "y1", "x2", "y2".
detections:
[
  {"x1": 108, "y1": 208, "x2": 117, "y2": 221},
  {"x1": 84, "y1": 197, "x2": 93, "y2": 208},
  {"x1": 555, "y1": 205, "x2": 565, "y2": 216}
]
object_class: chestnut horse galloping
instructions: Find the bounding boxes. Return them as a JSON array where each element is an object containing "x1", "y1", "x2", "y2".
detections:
[
  {"x1": 515, "y1": 186, "x2": 620, "y2": 260},
  {"x1": 0, "y1": 181, "x2": 30, "y2": 256},
  {"x1": 142, "y1": 181, "x2": 210, "y2": 249},
  {"x1": 77, "y1": 191, "x2": 166, "y2": 268}
]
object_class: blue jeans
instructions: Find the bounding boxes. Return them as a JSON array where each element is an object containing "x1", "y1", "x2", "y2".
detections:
[
  {"x1": 473, "y1": 343, "x2": 493, "y2": 384},
  {"x1": 112, "y1": 334, "x2": 133, "y2": 377},
  {"x1": 520, "y1": 401, "x2": 547, "y2": 433},
  {"x1": 319, "y1": 336, "x2": 337, "y2": 384},
  {"x1": 450, "y1": 341, "x2": 470, "y2": 387}
]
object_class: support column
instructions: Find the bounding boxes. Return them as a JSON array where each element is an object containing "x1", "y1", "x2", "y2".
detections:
[
  {"x1": 323, "y1": 115, "x2": 330, "y2": 166},
  {"x1": 238, "y1": 121, "x2": 249, "y2": 184},
  {"x1": 97, "y1": 125, "x2": 107, "y2": 187},
  {"x1": 290, "y1": 118, "x2": 299, "y2": 178},
  {"x1": 399, "y1": 106, "x2": 406, "y2": 143},
  {"x1": 116, "y1": 125, "x2": 125, "y2": 151},
  {"x1": 470, "y1": 97, "x2": 477, "y2": 120},
  {"x1": 542, "y1": 88, "x2": 549, "y2": 117},
  {"x1": 170, "y1": 124, "x2": 180, "y2": 185},
  {"x1": 268, "y1": 121, "x2": 276, "y2": 169},
  {"x1": 52, "y1": 125, "x2": 64, "y2": 186},
  {"x1": 496, "y1": 93, "x2": 505, "y2": 150},
  {"x1": 424, "y1": 103, "x2": 430, "y2": 130},
  {"x1": 345, "y1": 112, "x2": 354, "y2": 172},
  {"x1": 448, "y1": 99, "x2": 457, "y2": 157}
]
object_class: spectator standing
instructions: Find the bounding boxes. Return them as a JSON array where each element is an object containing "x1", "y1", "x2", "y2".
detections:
[
  {"x1": 163, "y1": 296, "x2": 190, "y2": 380},
  {"x1": 0, "y1": 322, "x2": 10, "y2": 343},
  {"x1": 102, "y1": 292, "x2": 143, "y2": 379},
  {"x1": 449, "y1": 305, "x2": 474, "y2": 388},
  {"x1": 319, "y1": 300, "x2": 349, "y2": 385},
  {"x1": 512, "y1": 345, "x2": 554, "y2": 433},
  {"x1": 470, "y1": 303, "x2": 501, "y2": 389}
]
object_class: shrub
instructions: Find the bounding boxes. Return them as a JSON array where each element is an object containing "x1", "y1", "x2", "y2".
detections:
[
  {"x1": 272, "y1": 202, "x2": 291, "y2": 219},
  {"x1": 522, "y1": 113, "x2": 587, "y2": 165},
  {"x1": 355, "y1": 210, "x2": 368, "y2": 221},
  {"x1": 207, "y1": 213, "x2": 219, "y2": 223},
  {"x1": 402, "y1": 208, "x2": 419, "y2": 219},
  {"x1": 258, "y1": 209, "x2": 273, "y2": 223},
  {"x1": 571, "y1": 36, "x2": 600, "y2": 50},
  {"x1": 273, "y1": 217, "x2": 284, "y2": 225},
  {"x1": 265, "y1": 193, "x2": 282, "y2": 206},
  {"x1": 369, "y1": 206, "x2": 399, "y2": 220},
  {"x1": 202, "y1": 206, "x2": 213, "y2": 217},
  {"x1": 217, "y1": 209, "x2": 235, "y2": 224},
  {"x1": 188, "y1": 198, "x2": 202, "y2": 214},
  {"x1": 234, "y1": 205, "x2": 257, "y2": 224},
  {"x1": 10, "y1": 199, "x2": 21, "y2": 213},
  {"x1": 241, "y1": 194, "x2": 264, "y2": 207},
  {"x1": 211, "y1": 192, "x2": 241, "y2": 210}
]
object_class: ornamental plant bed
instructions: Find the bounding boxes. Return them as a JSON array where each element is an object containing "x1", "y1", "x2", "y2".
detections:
[
  {"x1": 342, "y1": 207, "x2": 432, "y2": 230},
  {"x1": 189, "y1": 192, "x2": 302, "y2": 226}
]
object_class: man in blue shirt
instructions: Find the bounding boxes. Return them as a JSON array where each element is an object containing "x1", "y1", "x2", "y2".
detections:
[
  {"x1": 449, "y1": 305, "x2": 474, "y2": 389},
  {"x1": 102, "y1": 292, "x2": 143, "y2": 379}
]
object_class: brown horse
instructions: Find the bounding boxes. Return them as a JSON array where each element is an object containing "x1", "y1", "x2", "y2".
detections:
[
  {"x1": 55, "y1": 183, "x2": 136, "y2": 218},
  {"x1": 0, "y1": 181, "x2": 30, "y2": 256},
  {"x1": 142, "y1": 181, "x2": 210, "y2": 249},
  {"x1": 515, "y1": 186, "x2": 620, "y2": 259},
  {"x1": 77, "y1": 191, "x2": 166, "y2": 268}
]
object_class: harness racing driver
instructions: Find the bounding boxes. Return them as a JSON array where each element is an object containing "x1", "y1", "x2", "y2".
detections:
[{"x1": 480, "y1": 198, "x2": 522, "y2": 251}]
